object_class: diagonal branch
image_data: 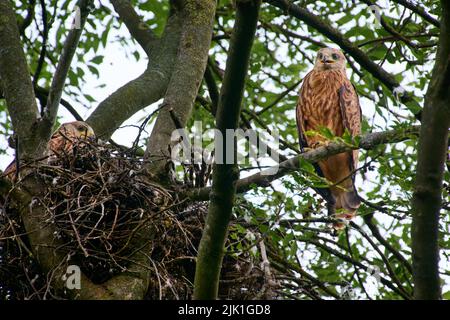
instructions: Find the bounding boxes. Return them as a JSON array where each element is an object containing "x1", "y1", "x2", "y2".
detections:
[
  {"x1": 18, "y1": 0, "x2": 36, "y2": 35},
  {"x1": 144, "y1": 0, "x2": 217, "y2": 180},
  {"x1": 187, "y1": 126, "x2": 420, "y2": 201},
  {"x1": 203, "y1": 60, "x2": 220, "y2": 116},
  {"x1": 193, "y1": 0, "x2": 261, "y2": 300},
  {"x1": 43, "y1": 0, "x2": 92, "y2": 130},
  {"x1": 32, "y1": 0, "x2": 49, "y2": 88},
  {"x1": 411, "y1": 0, "x2": 450, "y2": 300},
  {"x1": 86, "y1": 12, "x2": 184, "y2": 138},
  {"x1": 110, "y1": 0, "x2": 157, "y2": 55},
  {"x1": 363, "y1": 212, "x2": 413, "y2": 274}
]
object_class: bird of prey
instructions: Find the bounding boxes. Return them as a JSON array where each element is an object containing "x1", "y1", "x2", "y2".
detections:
[
  {"x1": 296, "y1": 47, "x2": 362, "y2": 229},
  {"x1": 2, "y1": 121, "x2": 96, "y2": 181}
]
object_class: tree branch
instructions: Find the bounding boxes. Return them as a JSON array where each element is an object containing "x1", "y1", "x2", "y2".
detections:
[
  {"x1": 411, "y1": 0, "x2": 450, "y2": 300},
  {"x1": 144, "y1": 0, "x2": 217, "y2": 180},
  {"x1": 42, "y1": 0, "x2": 92, "y2": 130},
  {"x1": 363, "y1": 212, "x2": 413, "y2": 274},
  {"x1": 391, "y1": 0, "x2": 440, "y2": 28},
  {"x1": 0, "y1": 0, "x2": 42, "y2": 158},
  {"x1": 34, "y1": 86, "x2": 84, "y2": 121},
  {"x1": 110, "y1": 0, "x2": 157, "y2": 55},
  {"x1": 204, "y1": 60, "x2": 220, "y2": 116},
  {"x1": 193, "y1": 0, "x2": 261, "y2": 300},
  {"x1": 18, "y1": 0, "x2": 36, "y2": 35},
  {"x1": 86, "y1": 13, "x2": 184, "y2": 138},
  {"x1": 187, "y1": 126, "x2": 420, "y2": 201}
]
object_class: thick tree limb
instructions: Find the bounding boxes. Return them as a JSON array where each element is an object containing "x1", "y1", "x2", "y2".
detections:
[
  {"x1": 193, "y1": 0, "x2": 261, "y2": 300},
  {"x1": 110, "y1": 0, "x2": 157, "y2": 55},
  {"x1": 203, "y1": 61, "x2": 220, "y2": 116},
  {"x1": 86, "y1": 13, "x2": 184, "y2": 138},
  {"x1": 144, "y1": 0, "x2": 217, "y2": 180},
  {"x1": 411, "y1": 0, "x2": 450, "y2": 300},
  {"x1": 43, "y1": 0, "x2": 92, "y2": 131},
  {"x1": 0, "y1": 0, "x2": 42, "y2": 158},
  {"x1": 391, "y1": 0, "x2": 440, "y2": 28},
  {"x1": 187, "y1": 126, "x2": 420, "y2": 201}
]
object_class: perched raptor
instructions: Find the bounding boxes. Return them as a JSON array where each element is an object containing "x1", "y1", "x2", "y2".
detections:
[
  {"x1": 296, "y1": 47, "x2": 362, "y2": 228},
  {"x1": 2, "y1": 121, "x2": 96, "y2": 180}
]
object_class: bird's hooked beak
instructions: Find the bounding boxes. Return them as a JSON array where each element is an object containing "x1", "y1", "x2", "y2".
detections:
[
  {"x1": 321, "y1": 54, "x2": 335, "y2": 65},
  {"x1": 86, "y1": 128, "x2": 96, "y2": 141}
]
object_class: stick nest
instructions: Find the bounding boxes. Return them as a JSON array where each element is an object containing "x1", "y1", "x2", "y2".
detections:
[{"x1": 0, "y1": 140, "x2": 277, "y2": 300}]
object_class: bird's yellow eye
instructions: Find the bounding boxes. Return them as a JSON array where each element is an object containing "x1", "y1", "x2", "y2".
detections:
[{"x1": 332, "y1": 53, "x2": 339, "y2": 60}]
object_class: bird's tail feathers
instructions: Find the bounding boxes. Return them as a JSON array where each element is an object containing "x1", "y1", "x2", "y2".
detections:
[
  {"x1": 340, "y1": 189, "x2": 360, "y2": 214},
  {"x1": 332, "y1": 187, "x2": 360, "y2": 230}
]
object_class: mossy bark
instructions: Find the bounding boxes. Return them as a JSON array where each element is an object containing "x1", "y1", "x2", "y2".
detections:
[
  {"x1": 86, "y1": 12, "x2": 184, "y2": 139},
  {"x1": 411, "y1": 0, "x2": 450, "y2": 300},
  {"x1": 0, "y1": 0, "x2": 43, "y2": 158},
  {"x1": 144, "y1": 0, "x2": 217, "y2": 182},
  {"x1": 193, "y1": 0, "x2": 261, "y2": 300}
]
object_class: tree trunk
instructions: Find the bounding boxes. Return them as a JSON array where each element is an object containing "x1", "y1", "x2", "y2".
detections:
[
  {"x1": 193, "y1": 0, "x2": 261, "y2": 300},
  {"x1": 411, "y1": 0, "x2": 450, "y2": 300}
]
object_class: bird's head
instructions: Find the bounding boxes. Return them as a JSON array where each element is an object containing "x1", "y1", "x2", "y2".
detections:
[
  {"x1": 55, "y1": 121, "x2": 96, "y2": 142},
  {"x1": 314, "y1": 47, "x2": 347, "y2": 71}
]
